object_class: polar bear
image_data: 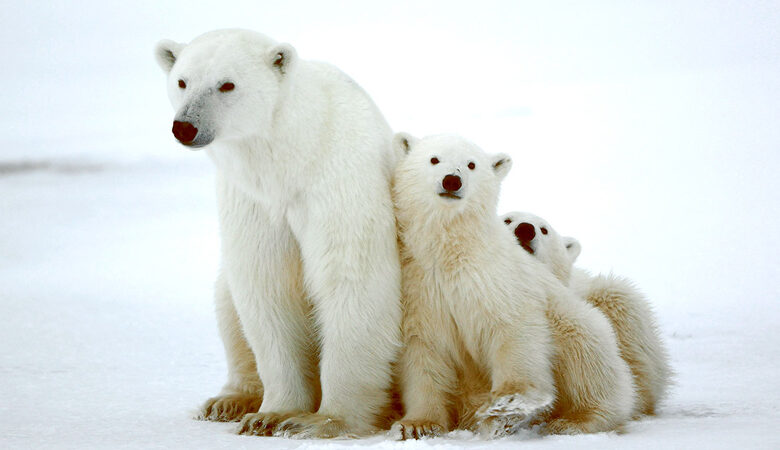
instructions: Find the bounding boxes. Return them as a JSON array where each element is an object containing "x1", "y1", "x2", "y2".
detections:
[
  {"x1": 502, "y1": 211, "x2": 672, "y2": 416},
  {"x1": 390, "y1": 133, "x2": 635, "y2": 439},
  {"x1": 155, "y1": 29, "x2": 402, "y2": 438}
]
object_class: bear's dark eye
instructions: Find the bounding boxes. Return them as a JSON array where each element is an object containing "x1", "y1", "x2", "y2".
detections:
[
  {"x1": 540, "y1": 227, "x2": 548, "y2": 235},
  {"x1": 504, "y1": 218, "x2": 512, "y2": 225},
  {"x1": 430, "y1": 157, "x2": 440, "y2": 165},
  {"x1": 219, "y1": 82, "x2": 235, "y2": 92},
  {"x1": 178, "y1": 79, "x2": 186, "y2": 89},
  {"x1": 468, "y1": 162, "x2": 476, "y2": 170}
]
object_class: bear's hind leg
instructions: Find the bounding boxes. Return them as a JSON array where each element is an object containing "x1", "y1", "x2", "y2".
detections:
[
  {"x1": 198, "y1": 272, "x2": 263, "y2": 422},
  {"x1": 544, "y1": 290, "x2": 636, "y2": 434}
]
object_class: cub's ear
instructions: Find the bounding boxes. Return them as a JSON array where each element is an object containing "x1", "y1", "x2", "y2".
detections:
[
  {"x1": 268, "y1": 43, "x2": 297, "y2": 75},
  {"x1": 155, "y1": 39, "x2": 185, "y2": 73},
  {"x1": 563, "y1": 236, "x2": 581, "y2": 263},
  {"x1": 393, "y1": 132, "x2": 418, "y2": 156},
  {"x1": 490, "y1": 153, "x2": 512, "y2": 180}
]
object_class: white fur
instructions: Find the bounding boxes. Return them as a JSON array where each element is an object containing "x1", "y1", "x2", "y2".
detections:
[
  {"x1": 502, "y1": 211, "x2": 672, "y2": 417},
  {"x1": 391, "y1": 134, "x2": 633, "y2": 438},
  {"x1": 393, "y1": 134, "x2": 555, "y2": 436},
  {"x1": 156, "y1": 29, "x2": 401, "y2": 437}
]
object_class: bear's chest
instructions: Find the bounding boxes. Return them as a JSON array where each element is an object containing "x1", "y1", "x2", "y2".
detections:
[{"x1": 208, "y1": 146, "x2": 308, "y2": 205}]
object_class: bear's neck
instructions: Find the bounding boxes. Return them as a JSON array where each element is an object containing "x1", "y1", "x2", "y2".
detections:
[{"x1": 206, "y1": 68, "x2": 331, "y2": 201}]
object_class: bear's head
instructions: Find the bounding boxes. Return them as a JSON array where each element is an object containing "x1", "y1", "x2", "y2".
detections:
[
  {"x1": 393, "y1": 133, "x2": 512, "y2": 222},
  {"x1": 155, "y1": 29, "x2": 297, "y2": 148},
  {"x1": 501, "y1": 211, "x2": 581, "y2": 284}
]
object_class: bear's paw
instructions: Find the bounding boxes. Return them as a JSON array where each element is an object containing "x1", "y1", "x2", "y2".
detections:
[
  {"x1": 237, "y1": 411, "x2": 300, "y2": 436},
  {"x1": 390, "y1": 419, "x2": 445, "y2": 440},
  {"x1": 198, "y1": 393, "x2": 263, "y2": 422},
  {"x1": 476, "y1": 414, "x2": 529, "y2": 438},
  {"x1": 476, "y1": 390, "x2": 553, "y2": 420},
  {"x1": 274, "y1": 413, "x2": 353, "y2": 439}
]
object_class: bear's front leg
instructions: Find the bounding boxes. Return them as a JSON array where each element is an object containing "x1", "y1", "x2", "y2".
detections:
[
  {"x1": 216, "y1": 187, "x2": 319, "y2": 436},
  {"x1": 390, "y1": 333, "x2": 452, "y2": 440},
  {"x1": 198, "y1": 272, "x2": 264, "y2": 422},
  {"x1": 278, "y1": 193, "x2": 402, "y2": 437},
  {"x1": 391, "y1": 260, "x2": 455, "y2": 440},
  {"x1": 476, "y1": 311, "x2": 556, "y2": 435}
]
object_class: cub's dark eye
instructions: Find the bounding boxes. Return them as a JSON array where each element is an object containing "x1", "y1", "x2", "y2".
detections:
[
  {"x1": 430, "y1": 157, "x2": 440, "y2": 165},
  {"x1": 468, "y1": 162, "x2": 476, "y2": 170},
  {"x1": 178, "y1": 79, "x2": 186, "y2": 89},
  {"x1": 504, "y1": 218, "x2": 512, "y2": 225},
  {"x1": 540, "y1": 227, "x2": 548, "y2": 235},
  {"x1": 219, "y1": 82, "x2": 235, "y2": 92}
]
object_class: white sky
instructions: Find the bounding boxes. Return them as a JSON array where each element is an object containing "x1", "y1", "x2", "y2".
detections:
[{"x1": 0, "y1": 1, "x2": 778, "y2": 314}]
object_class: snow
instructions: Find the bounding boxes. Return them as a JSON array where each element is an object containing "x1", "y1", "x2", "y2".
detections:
[{"x1": 1, "y1": 1, "x2": 779, "y2": 449}]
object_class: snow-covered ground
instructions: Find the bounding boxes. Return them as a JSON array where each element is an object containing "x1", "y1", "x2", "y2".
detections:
[
  {"x1": 1, "y1": 1, "x2": 779, "y2": 448},
  {"x1": 0, "y1": 156, "x2": 778, "y2": 449}
]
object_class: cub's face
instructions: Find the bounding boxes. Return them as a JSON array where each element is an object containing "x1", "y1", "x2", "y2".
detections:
[
  {"x1": 501, "y1": 211, "x2": 580, "y2": 283},
  {"x1": 393, "y1": 133, "x2": 512, "y2": 217},
  {"x1": 155, "y1": 30, "x2": 296, "y2": 148}
]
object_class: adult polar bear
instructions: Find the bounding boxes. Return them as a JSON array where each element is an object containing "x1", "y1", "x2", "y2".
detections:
[{"x1": 155, "y1": 29, "x2": 401, "y2": 438}]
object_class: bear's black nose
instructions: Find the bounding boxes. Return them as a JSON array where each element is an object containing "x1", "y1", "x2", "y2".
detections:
[
  {"x1": 442, "y1": 174, "x2": 462, "y2": 192},
  {"x1": 514, "y1": 222, "x2": 536, "y2": 242},
  {"x1": 172, "y1": 121, "x2": 198, "y2": 145}
]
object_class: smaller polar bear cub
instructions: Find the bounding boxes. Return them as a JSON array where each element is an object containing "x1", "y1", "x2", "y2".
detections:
[
  {"x1": 502, "y1": 211, "x2": 672, "y2": 416},
  {"x1": 391, "y1": 133, "x2": 635, "y2": 439}
]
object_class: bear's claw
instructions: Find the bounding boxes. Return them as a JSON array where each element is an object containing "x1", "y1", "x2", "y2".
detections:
[
  {"x1": 238, "y1": 412, "x2": 296, "y2": 436},
  {"x1": 390, "y1": 420, "x2": 445, "y2": 440}
]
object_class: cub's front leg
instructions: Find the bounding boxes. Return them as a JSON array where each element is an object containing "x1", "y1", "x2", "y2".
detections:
[
  {"x1": 391, "y1": 260, "x2": 456, "y2": 440},
  {"x1": 477, "y1": 303, "x2": 556, "y2": 434}
]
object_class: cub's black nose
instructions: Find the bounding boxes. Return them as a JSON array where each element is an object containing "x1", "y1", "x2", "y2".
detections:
[
  {"x1": 442, "y1": 174, "x2": 462, "y2": 192},
  {"x1": 514, "y1": 222, "x2": 536, "y2": 242},
  {"x1": 172, "y1": 121, "x2": 198, "y2": 144}
]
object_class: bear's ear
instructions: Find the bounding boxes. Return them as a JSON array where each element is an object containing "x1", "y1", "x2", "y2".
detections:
[
  {"x1": 268, "y1": 43, "x2": 297, "y2": 76},
  {"x1": 563, "y1": 236, "x2": 581, "y2": 263},
  {"x1": 155, "y1": 39, "x2": 185, "y2": 74},
  {"x1": 393, "y1": 132, "x2": 417, "y2": 156},
  {"x1": 490, "y1": 153, "x2": 512, "y2": 180}
]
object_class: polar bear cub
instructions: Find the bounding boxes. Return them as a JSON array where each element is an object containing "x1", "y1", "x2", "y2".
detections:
[
  {"x1": 502, "y1": 211, "x2": 672, "y2": 416},
  {"x1": 391, "y1": 133, "x2": 635, "y2": 438}
]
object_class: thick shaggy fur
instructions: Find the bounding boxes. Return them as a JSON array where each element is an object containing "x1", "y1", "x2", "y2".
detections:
[
  {"x1": 155, "y1": 29, "x2": 402, "y2": 437},
  {"x1": 502, "y1": 211, "x2": 672, "y2": 417},
  {"x1": 391, "y1": 134, "x2": 634, "y2": 439}
]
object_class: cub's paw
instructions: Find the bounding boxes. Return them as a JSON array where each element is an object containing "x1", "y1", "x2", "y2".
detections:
[
  {"x1": 198, "y1": 394, "x2": 263, "y2": 422},
  {"x1": 390, "y1": 420, "x2": 445, "y2": 440},
  {"x1": 541, "y1": 415, "x2": 623, "y2": 435},
  {"x1": 476, "y1": 390, "x2": 554, "y2": 420},
  {"x1": 476, "y1": 414, "x2": 527, "y2": 438},
  {"x1": 543, "y1": 418, "x2": 588, "y2": 435},
  {"x1": 275, "y1": 413, "x2": 353, "y2": 439},
  {"x1": 237, "y1": 411, "x2": 299, "y2": 436}
]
